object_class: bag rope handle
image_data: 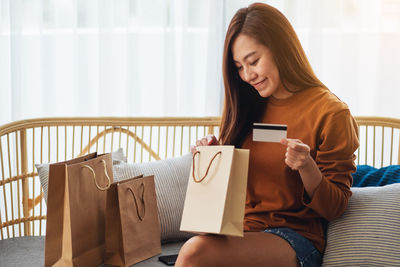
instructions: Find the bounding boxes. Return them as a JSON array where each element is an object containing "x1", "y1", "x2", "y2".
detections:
[
  {"x1": 82, "y1": 159, "x2": 111, "y2": 191},
  {"x1": 127, "y1": 183, "x2": 146, "y2": 221},
  {"x1": 192, "y1": 150, "x2": 222, "y2": 183}
]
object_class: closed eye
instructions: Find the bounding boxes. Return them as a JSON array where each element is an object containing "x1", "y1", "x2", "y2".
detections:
[{"x1": 250, "y1": 58, "x2": 259, "y2": 66}]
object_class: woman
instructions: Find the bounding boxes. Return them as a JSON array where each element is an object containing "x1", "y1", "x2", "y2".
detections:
[{"x1": 176, "y1": 3, "x2": 359, "y2": 267}]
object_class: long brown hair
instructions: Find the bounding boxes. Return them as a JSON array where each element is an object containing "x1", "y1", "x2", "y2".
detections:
[{"x1": 219, "y1": 3, "x2": 325, "y2": 146}]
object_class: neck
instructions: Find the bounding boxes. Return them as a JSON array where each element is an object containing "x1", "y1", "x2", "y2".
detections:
[{"x1": 272, "y1": 83, "x2": 293, "y2": 99}]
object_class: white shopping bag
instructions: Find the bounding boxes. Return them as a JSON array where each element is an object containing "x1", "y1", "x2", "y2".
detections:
[{"x1": 180, "y1": 145, "x2": 249, "y2": 237}]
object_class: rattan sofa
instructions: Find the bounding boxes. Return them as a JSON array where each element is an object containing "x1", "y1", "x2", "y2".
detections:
[{"x1": 0, "y1": 116, "x2": 399, "y2": 266}]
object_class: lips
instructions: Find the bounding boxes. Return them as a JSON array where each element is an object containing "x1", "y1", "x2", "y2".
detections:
[{"x1": 252, "y1": 78, "x2": 267, "y2": 89}]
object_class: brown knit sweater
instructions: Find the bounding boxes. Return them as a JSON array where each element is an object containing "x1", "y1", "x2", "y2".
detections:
[{"x1": 241, "y1": 87, "x2": 359, "y2": 252}]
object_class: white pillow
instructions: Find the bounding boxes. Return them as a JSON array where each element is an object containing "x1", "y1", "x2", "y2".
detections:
[
  {"x1": 113, "y1": 153, "x2": 195, "y2": 243},
  {"x1": 322, "y1": 183, "x2": 400, "y2": 266},
  {"x1": 35, "y1": 148, "x2": 127, "y2": 203}
]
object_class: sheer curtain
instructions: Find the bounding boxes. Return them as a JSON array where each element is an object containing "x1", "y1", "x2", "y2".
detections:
[
  {"x1": 226, "y1": 0, "x2": 400, "y2": 118},
  {"x1": 0, "y1": 0, "x2": 225, "y2": 125},
  {"x1": 1, "y1": 0, "x2": 400, "y2": 126}
]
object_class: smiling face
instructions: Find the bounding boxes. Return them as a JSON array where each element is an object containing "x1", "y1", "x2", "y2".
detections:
[{"x1": 231, "y1": 34, "x2": 293, "y2": 99}]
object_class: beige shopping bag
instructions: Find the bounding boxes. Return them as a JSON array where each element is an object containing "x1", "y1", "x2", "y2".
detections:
[
  {"x1": 105, "y1": 175, "x2": 161, "y2": 267},
  {"x1": 180, "y1": 145, "x2": 249, "y2": 237},
  {"x1": 45, "y1": 152, "x2": 113, "y2": 267}
]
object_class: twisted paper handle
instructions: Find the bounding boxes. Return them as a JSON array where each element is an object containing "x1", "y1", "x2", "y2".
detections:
[
  {"x1": 127, "y1": 183, "x2": 145, "y2": 221},
  {"x1": 82, "y1": 159, "x2": 111, "y2": 191},
  {"x1": 192, "y1": 150, "x2": 222, "y2": 183}
]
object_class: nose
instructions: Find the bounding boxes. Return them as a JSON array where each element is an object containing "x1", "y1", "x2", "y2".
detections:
[{"x1": 242, "y1": 67, "x2": 256, "y2": 83}]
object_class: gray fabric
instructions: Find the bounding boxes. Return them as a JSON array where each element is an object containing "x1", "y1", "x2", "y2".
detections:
[
  {"x1": 0, "y1": 236, "x2": 45, "y2": 267},
  {"x1": 35, "y1": 148, "x2": 127, "y2": 203},
  {"x1": 322, "y1": 183, "x2": 400, "y2": 266},
  {"x1": 0, "y1": 236, "x2": 184, "y2": 267}
]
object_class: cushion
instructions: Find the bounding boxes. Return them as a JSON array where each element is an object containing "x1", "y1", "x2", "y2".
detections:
[
  {"x1": 322, "y1": 183, "x2": 400, "y2": 266},
  {"x1": 0, "y1": 236, "x2": 184, "y2": 267},
  {"x1": 352, "y1": 165, "x2": 400, "y2": 187},
  {"x1": 113, "y1": 153, "x2": 195, "y2": 243},
  {"x1": 35, "y1": 148, "x2": 127, "y2": 203}
]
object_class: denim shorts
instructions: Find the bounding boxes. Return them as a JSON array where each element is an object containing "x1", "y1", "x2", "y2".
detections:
[{"x1": 264, "y1": 227, "x2": 322, "y2": 267}]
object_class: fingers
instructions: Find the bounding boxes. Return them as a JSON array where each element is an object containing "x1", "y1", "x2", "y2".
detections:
[
  {"x1": 281, "y1": 138, "x2": 311, "y2": 170},
  {"x1": 290, "y1": 142, "x2": 310, "y2": 152},
  {"x1": 200, "y1": 138, "x2": 208, "y2": 146},
  {"x1": 280, "y1": 138, "x2": 288, "y2": 146},
  {"x1": 195, "y1": 137, "x2": 209, "y2": 146},
  {"x1": 285, "y1": 150, "x2": 309, "y2": 165},
  {"x1": 206, "y1": 135, "x2": 218, "y2": 145},
  {"x1": 281, "y1": 138, "x2": 310, "y2": 152},
  {"x1": 191, "y1": 135, "x2": 218, "y2": 154}
]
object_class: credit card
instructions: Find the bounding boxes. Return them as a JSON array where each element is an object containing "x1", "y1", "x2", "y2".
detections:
[{"x1": 253, "y1": 123, "x2": 287, "y2": 142}]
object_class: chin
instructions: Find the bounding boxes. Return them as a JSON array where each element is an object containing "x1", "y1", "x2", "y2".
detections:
[{"x1": 257, "y1": 89, "x2": 273, "y2": 98}]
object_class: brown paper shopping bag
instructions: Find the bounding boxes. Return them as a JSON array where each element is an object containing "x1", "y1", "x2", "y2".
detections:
[
  {"x1": 180, "y1": 145, "x2": 249, "y2": 237},
  {"x1": 105, "y1": 175, "x2": 161, "y2": 267},
  {"x1": 45, "y1": 152, "x2": 113, "y2": 267}
]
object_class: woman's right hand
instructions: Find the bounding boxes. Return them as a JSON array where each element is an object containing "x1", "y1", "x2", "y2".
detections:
[{"x1": 190, "y1": 135, "x2": 218, "y2": 154}]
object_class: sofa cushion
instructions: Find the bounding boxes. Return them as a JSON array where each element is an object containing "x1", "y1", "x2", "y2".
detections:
[
  {"x1": 35, "y1": 148, "x2": 127, "y2": 203},
  {"x1": 0, "y1": 236, "x2": 45, "y2": 267},
  {"x1": 352, "y1": 165, "x2": 400, "y2": 187},
  {"x1": 0, "y1": 236, "x2": 184, "y2": 267},
  {"x1": 113, "y1": 153, "x2": 195, "y2": 243},
  {"x1": 322, "y1": 183, "x2": 400, "y2": 266}
]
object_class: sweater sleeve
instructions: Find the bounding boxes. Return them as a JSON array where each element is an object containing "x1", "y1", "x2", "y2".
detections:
[{"x1": 303, "y1": 109, "x2": 359, "y2": 221}]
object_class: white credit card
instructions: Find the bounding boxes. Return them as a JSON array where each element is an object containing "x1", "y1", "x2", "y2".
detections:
[{"x1": 253, "y1": 123, "x2": 287, "y2": 143}]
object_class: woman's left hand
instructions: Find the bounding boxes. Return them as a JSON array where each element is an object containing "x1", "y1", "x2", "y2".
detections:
[{"x1": 280, "y1": 138, "x2": 312, "y2": 170}]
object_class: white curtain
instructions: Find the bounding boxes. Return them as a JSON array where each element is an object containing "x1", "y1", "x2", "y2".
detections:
[
  {"x1": 1, "y1": 0, "x2": 400, "y2": 126},
  {"x1": 226, "y1": 0, "x2": 400, "y2": 118},
  {"x1": 0, "y1": 0, "x2": 225, "y2": 125}
]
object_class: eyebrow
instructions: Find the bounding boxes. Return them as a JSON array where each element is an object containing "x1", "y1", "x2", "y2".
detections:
[{"x1": 233, "y1": 51, "x2": 257, "y2": 63}]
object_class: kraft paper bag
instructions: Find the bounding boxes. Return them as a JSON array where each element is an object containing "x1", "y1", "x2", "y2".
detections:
[
  {"x1": 105, "y1": 175, "x2": 161, "y2": 267},
  {"x1": 45, "y1": 152, "x2": 113, "y2": 267},
  {"x1": 180, "y1": 145, "x2": 249, "y2": 237}
]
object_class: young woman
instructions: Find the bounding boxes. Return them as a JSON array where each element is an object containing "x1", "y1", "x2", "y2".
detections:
[{"x1": 176, "y1": 3, "x2": 359, "y2": 267}]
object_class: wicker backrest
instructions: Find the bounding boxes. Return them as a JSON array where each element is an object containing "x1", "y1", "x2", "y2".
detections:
[
  {"x1": 355, "y1": 117, "x2": 400, "y2": 167},
  {"x1": 0, "y1": 117, "x2": 220, "y2": 239},
  {"x1": 0, "y1": 116, "x2": 399, "y2": 240}
]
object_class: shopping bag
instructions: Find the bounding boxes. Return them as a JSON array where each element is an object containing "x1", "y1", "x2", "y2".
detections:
[
  {"x1": 180, "y1": 145, "x2": 249, "y2": 237},
  {"x1": 105, "y1": 175, "x2": 161, "y2": 267},
  {"x1": 45, "y1": 152, "x2": 113, "y2": 267}
]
